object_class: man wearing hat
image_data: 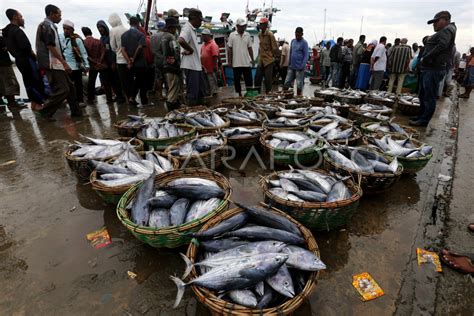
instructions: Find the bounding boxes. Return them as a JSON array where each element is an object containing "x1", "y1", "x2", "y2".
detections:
[
  {"x1": 60, "y1": 20, "x2": 89, "y2": 105},
  {"x1": 200, "y1": 28, "x2": 219, "y2": 96},
  {"x1": 178, "y1": 8, "x2": 205, "y2": 105},
  {"x1": 410, "y1": 10, "x2": 456, "y2": 127},
  {"x1": 255, "y1": 17, "x2": 278, "y2": 94},
  {"x1": 227, "y1": 17, "x2": 254, "y2": 97},
  {"x1": 161, "y1": 17, "x2": 182, "y2": 110},
  {"x1": 279, "y1": 38, "x2": 289, "y2": 84}
]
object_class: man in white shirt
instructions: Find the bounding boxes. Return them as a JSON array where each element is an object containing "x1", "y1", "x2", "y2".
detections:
[
  {"x1": 109, "y1": 13, "x2": 128, "y2": 103},
  {"x1": 370, "y1": 36, "x2": 387, "y2": 90},
  {"x1": 178, "y1": 8, "x2": 205, "y2": 105},
  {"x1": 227, "y1": 18, "x2": 254, "y2": 97}
]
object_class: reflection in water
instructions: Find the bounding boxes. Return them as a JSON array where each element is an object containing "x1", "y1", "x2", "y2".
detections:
[
  {"x1": 75, "y1": 182, "x2": 108, "y2": 211},
  {"x1": 314, "y1": 229, "x2": 351, "y2": 273}
]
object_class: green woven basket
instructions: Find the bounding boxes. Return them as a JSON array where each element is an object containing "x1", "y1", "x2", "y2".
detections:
[
  {"x1": 116, "y1": 168, "x2": 232, "y2": 248},
  {"x1": 360, "y1": 122, "x2": 420, "y2": 139},
  {"x1": 260, "y1": 170, "x2": 363, "y2": 230},
  {"x1": 314, "y1": 90, "x2": 337, "y2": 102},
  {"x1": 137, "y1": 124, "x2": 196, "y2": 151},
  {"x1": 347, "y1": 109, "x2": 392, "y2": 125}
]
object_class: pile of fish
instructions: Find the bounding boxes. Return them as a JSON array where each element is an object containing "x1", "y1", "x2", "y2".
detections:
[
  {"x1": 142, "y1": 121, "x2": 188, "y2": 139},
  {"x1": 130, "y1": 175, "x2": 225, "y2": 228},
  {"x1": 277, "y1": 106, "x2": 337, "y2": 118},
  {"x1": 307, "y1": 121, "x2": 355, "y2": 141},
  {"x1": 366, "y1": 91, "x2": 396, "y2": 102},
  {"x1": 91, "y1": 148, "x2": 174, "y2": 187},
  {"x1": 265, "y1": 131, "x2": 319, "y2": 151},
  {"x1": 226, "y1": 109, "x2": 265, "y2": 124},
  {"x1": 116, "y1": 115, "x2": 146, "y2": 128},
  {"x1": 267, "y1": 169, "x2": 352, "y2": 203},
  {"x1": 353, "y1": 104, "x2": 392, "y2": 121},
  {"x1": 326, "y1": 145, "x2": 400, "y2": 174},
  {"x1": 250, "y1": 102, "x2": 279, "y2": 113},
  {"x1": 167, "y1": 110, "x2": 227, "y2": 128},
  {"x1": 69, "y1": 136, "x2": 134, "y2": 160},
  {"x1": 265, "y1": 116, "x2": 312, "y2": 128},
  {"x1": 223, "y1": 127, "x2": 263, "y2": 139},
  {"x1": 366, "y1": 135, "x2": 433, "y2": 158},
  {"x1": 336, "y1": 88, "x2": 367, "y2": 98},
  {"x1": 315, "y1": 87, "x2": 340, "y2": 96},
  {"x1": 168, "y1": 134, "x2": 225, "y2": 157},
  {"x1": 398, "y1": 94, "x2": 420, "y2": 106},
  {"x1": 324, "y1": 101, "x2": 351, "y2": 108},
  {"x1": 364, "y1": 121, "x2": 414, "y2": 137},
  {"x1": 171, "y1": 203, "x2": 326, "y2": 309}
]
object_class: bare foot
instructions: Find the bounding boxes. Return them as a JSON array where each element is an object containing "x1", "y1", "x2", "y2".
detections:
[{"x1": 441, "y1": 249, "x2": 474, "y2": 274}]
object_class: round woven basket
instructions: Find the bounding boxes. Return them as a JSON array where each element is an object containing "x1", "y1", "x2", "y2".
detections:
[
  {"x1": 64, "y1": 137, "x2": 144, "y2": 180},
  {"x1": 334, "y1": 94, "x2": 363, "y2": 105},
  {"x1": 248, "y1": 102, "x2": 280, "y2": 119},
  {"x1": 116, "y1": 168, "x2": 232, "y2": 248},
  {"x1": 309, "y1": 122, "x2": 362, "y2": 146},
  {"x1": 165, "y1": 105, "x2": 209, "y2": 122},
  {"x1": 221, "y1": 97, "x2": 245, "y2": 106},
  {"x1": 227, "y1": 109, "x2": 267, "y2": 127},
  {"x1": 323, "y1": 150, "x2": 403, "y2": 194},
  {"x1": 260, "y1": 130, "x2": 325, "y2": 167},
  {"x1": 113, "y1": 119, "x2": 146, "y2": 137},
  {"x1": 137, "y1": 124, "x2": 196, "y2": 151},
  {"x1": 268, "y1": 90, "x2": 294, "y2": 99},
  {"x1": 260, "y1": 170, "x2": 363, "y2": 230},
  {"x1": 348, "y1": 108, "x2": 392, "y2": 125},
  {"x1": 164, "y1": 133, "x2": 228, "y2": 169},
  {"x1": 310, "y1": 76, "x2": 323, "y2": 85},
  {"x1": 360, "y1": 122, "x2": 420, "y2": 139},
  {"x1": 186, "y1": 206, "x2": 320, "y2": 315},
  {"x1": 275, "y1": 111, "x2": 312, "y2": 120},
  {"x1": 209, "y1": 103, "x2": 242, "y2": 115},
  {"x1": 397, "y1": 101, "x2": 420, "y2": 116},
  {"x1": 314, "y1": 90, "x2": 337, "y2": 102},
  {"x1": 191, "y1": 116, "x2": 230, "y2": 133},
  {"x1": 307, "y1": 97, "x2": 325, "y2": 107},
  {"x1": 225, "y1": 129, "x2": 263, "y2": 153},
  {"x1": 364, "y1": 96, "x2": 396, "y2": 108},
  {"x1": 263, "y1": 120, "x2": 309, "y2": 131},
  {"x1": 283, "y1": 99, "x2": 311, "y2": 110}
]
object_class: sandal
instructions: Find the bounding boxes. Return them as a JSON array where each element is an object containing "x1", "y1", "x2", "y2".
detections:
[{"x1": 440, "y1": 249, "x2": 474, "y2": 274}]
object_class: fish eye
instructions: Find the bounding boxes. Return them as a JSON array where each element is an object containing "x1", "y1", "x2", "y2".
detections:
[
  {"x1": 275, "y1": 258, "x2": 281, "y2": 262},
  {"x1": 284, "y1": 281, "x2": 289, "y2": 286}
]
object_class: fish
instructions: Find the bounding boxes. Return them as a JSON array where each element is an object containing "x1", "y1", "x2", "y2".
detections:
[
  {"x1": 184, "y1": 198, "x2": 222, "y2": 222},
  {"x1": 199, "y1": 239, "x2": 249, "y2": 252},
  {"x1": 146, "y1": 191, "x2": 178, "y2": 209},
  {"x1": 148, "y1": 208, "x2": 171, "y2": 228},
  {"x1": 326, "y1": 181, "x2": 352, "y2": 202},
  {"x1": 265, "y1": 264, "x2": 295, "y2": 298},
  {"x1": 162, "y1": 184, "x2": 225, "y2": 200},
  {"x1": 327, "y1": 149, "x2": 361, "y2": 171},
  {"x1": 222, "y1": 226, "x2": 305, "y2": 245},
  {"x1": 228, "y1": 290, "x2": 258, "y2": 308},
  {"x1": 288, "y1": 190, "x2": 327, "y2": 202},
  {"x1": 168, "y1": 177, "x2": 220, "y2": 188},
  {"x1": 190, "y1": 212, "x2": 248, "y2": 239},
  {"x1": 95, "y1": 173, "x2": 149, "y2": 187},
  {"x1": 131, "y1": 173, "x2": 155, "y2": 226},
  {"x1": 256, "y1": 283, "x2": 274, "y2": 308},
  {"x1": 282, "y1": 246, "x2": 327, "y2": 271},
  {"x1": 169, "y1": 198, "x2": 190, "y2": 226},
  {"x1": 317, "y1": 121, "x2": 339, "y2": 136}
]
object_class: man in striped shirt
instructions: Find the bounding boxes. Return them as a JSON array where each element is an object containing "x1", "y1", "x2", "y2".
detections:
[{"x1": 387, "y1": 38, "x2": 412, "y2": 95}]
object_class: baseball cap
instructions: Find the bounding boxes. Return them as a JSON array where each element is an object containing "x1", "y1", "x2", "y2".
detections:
[
  {"x1": 165, "y1": 17, "x2": 179, "y2": 27},
  {"x1": 427, "y1": 11, "x2": 451, "y2": 24},
  {"x1": 236, "y1": 17, "x2": 247, "y2": 26},
  {"x1": 201, "y1": 28, "x2": 211, "y2": 35},
  {"x1": 167, "y1": 9, "x2": 179, "y2": 18},
  {"x1": 188, "y1": 8, "x2": 204, "y2": 21},
  {"x1": 63, "y1": 20, "x2": 74, "y2": 29},
  {"x1": 259, "y1": 17, "x2": 269, "y2": 24},
  {"x1": 156, "y1": 20, "x2": 165, "y2": 29}
]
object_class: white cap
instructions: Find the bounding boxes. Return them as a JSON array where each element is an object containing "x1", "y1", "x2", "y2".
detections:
[
  {"x1": 63, "y1": 20, "x2": 74, "y2": 29},
  {"x1": 278, "y1": 37, "x2": 286, "y2": 42},
  {"x1": 201, "y1": 28, "x2": 211, "y2": 35},
  {"x1": 236, "y1": 18, "x2": 247, "y2": 26}
]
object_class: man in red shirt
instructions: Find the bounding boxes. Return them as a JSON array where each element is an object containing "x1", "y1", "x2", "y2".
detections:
[{"x1": 200, "y1": 29, "x2": 219, "y2": 96}]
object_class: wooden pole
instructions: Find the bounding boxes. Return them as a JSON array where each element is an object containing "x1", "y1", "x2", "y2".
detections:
[{"x1": 144, "y1": 0, "x2": 153, "y2": 32}]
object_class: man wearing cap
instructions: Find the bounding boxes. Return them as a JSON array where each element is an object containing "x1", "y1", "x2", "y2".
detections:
[
  {"x1": 60, "y1": 20, "x2": 89, "y2": 105},
  {"x1": 283, "y1": 27, "x2": 309, "y2": 96},
  {"x1": 227, "y1": 17, "x2": 254, "y2": 97},
  {"x1": 161, "y1": 17, "x2": 182, "y2": 110},
  {"x1": 279, "y1": 38, "x2": 289, "y2": 85},
  {"x1": 410, "y1": 11, "x2": 456, "y2": 127},
  {"x1": 200, "y1": 29, "x2": 219, "y2": 96},
  {"x1": 255, "y1": 17, "x2": 278, "y2": 94},
  {"x1": 178, "y1": 8, "x2": 205, "y2": 105}
]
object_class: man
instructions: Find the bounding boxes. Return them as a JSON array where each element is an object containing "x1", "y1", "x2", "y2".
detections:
[
  {"x1": 227, "y1": 17, "x2": 254, "y2": 97},
  {"x1": 387, "y1": 38, "x2": 400, "y2": 59},
  {"x1": 200, "y1": 29, "x2": 219, "y2": 96},
  {"x1": 387, "y1": 38, "x2": 412, "y2": 95},
  {"x1": 352, "y1": 35, "x2": 365, "y2": 87},
  {"x1": 150, "y1": 21, "x2": 166, "y2": 100},
  {"x1": 121, "y1": 17, "x2": 148, "y2": 106},
  {"x1": 161, "y1": 17, "x2": 182, "y2": 110},
  {"x1": 60, "y1": 20, "x2": 89, "y2": 105},
  {"x1": 4, "y1": 9, "x2": 45, "y2": 111},
  {"x1": 410, "y1": 11, "x2": 456, "y2": 126},
  {"x1": 279, "y1": 38, "x2": 289, "y2": 84},
  {"x1": 339, "y1": 39, "x2": 353, "y2": 88},
  {"x1": 109, "y1": 13, "x2": 129, "y2": 102},
  {"x1": 0, "y1": 30, "x2": 21, "y2": 110},
  {"x1": 178, "y1": 8, "x2": 205, "y2": 105},
  {"x1": 283, "y1": 27, "x2": 309, "y2": 96},
  {"x1": 369, "y1": 36, "x2": 387, "y2": 90},
  {"x1": 329, "y1": 37, "x2": 343, "y2": 87},
  {"x1": 459, "y1": 47, "x2": 473, "y2": 99},
  {"x1": 35, "y1": 4, "x2": 82, "y2": 120},
  {"x1": 438, "y1": 45, "x2": 458, "y2": 97},
  {"x1": 320, "y1": 42, "x2": 331, "y2": 84},
  {"x1": 82, "y1": 27, "x2": 109, "y2": 103},
  {"x1": 254, "y1": 17, "x2": 278, "y2": 94}
]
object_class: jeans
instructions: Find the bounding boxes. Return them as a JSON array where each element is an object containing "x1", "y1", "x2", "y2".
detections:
[
  {"x1": 418, "y1": 69, "x2": 446, "y2": 123},
  {"x1": 323, "y1": 66, "x2": 331, "y2": 81},
  {"x1": 184, "y1": 69, "x2": 205, "y2": 105},
  {"x1": 338, "y1": 62, "x2": 351, "y2": 88},
  {"x1": 283, "y1": 68, "x2": 305, "y2": 92},
  {"x1": 255, "y1": 62, "x2": 274, "y2": 94},
  {"x1": 369, "y1": 71, "x2": 384, "y2": 90},
  {"x1": 232, "y1": 67, "x2": 253, "y2": 94},
  {"x1": 330, "y1": 62, "x2": 341, "y2": 87}
]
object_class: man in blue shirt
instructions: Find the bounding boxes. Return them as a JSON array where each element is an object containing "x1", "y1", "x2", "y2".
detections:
[{"x1": 283, "y1": 27, "x2": 309, "y2": 96}]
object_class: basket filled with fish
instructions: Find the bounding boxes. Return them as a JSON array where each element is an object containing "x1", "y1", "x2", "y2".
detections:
[
  {"x1": 226, "y1": 108, "x2": 267, "y2": 127},
  {"x1": 307, "y1": 121, "x2": 362, "y2": 146},
  {"x1": 260, "y1": 130, "x2": 325, "y2": 167},
  {"x1": 301, "y1": 96, "x2": 324, "y2": 107},
  {"x1": 364, "y1": 91, "x2": 397, "y2": 108},
  {"x1": 348, "y1": 103, "x2": 393, "y2": 125},
  {"x1": 165, "y1": 133, "x2": 228, "y2": 169},
  {"x1": 116, "y1": 168, "x2": 232, "y2": 248},
  {"x1": 263, "y1": 116, "x2": 312, "y2": 131},
  {"x1": 324, "y1": 101, "x2": 353, "y2": 118},
  {"x1": 222, "y1": 127, "x2": 264, "y2": 152},
  {"x1": 397, "y1": 94, "x2": 420, "y2": 116},
  {"x1": 314, "y1": 87, "x2": 340, "y2": 102},
  {"x1": 248, "y1": 101, "x2": 280, "y2": 119},
  {"x1": 275, "y1": 106, "x2": 314, "y2": 119},
  {"x1": 113, "y1": 115, "x2": 147, "y2": 137},
  {"x1": 64, "y1": 136, "x2": 144, "y2": 180},
  {"x1": 165, "y1": 105, "x2": 209, "y2": 122},
  {"x1": 90, "y1": 148, "x2": 179, "y2": 205},
  {"x1": 178, "y1": 110, "x2": 230, "y2": 133},
  {"x1": 282, "y1": 98, "x2": 311, "y2": 110},
  {"x1": 260, "y1": 169, "x2": 362, "y2": 230},
  {"x1": 267, "y1": 90, "x2": 294, "y2": 99},
  {"x1": 323, "y1": 146, "x2": 403, "y2": 194},
  {"x1": 209, "y1": 103, "x2": 242, "y2": 115},
  {"x1": 138, "y1": 121, "x2": 196, "y2": 151},
  {"x1": 182, "y1": 202, "x2": 323, "y2": 314},
  {"x1": 221, "y1": 97, "x2": 246, "y2": 105},
  {"x1": 334, "y1": 89, "x2": 366, "y2": 105},
  {"x1": 360, "y1": 121, "x2": 420, "y2": 138},
  {"x1": 363, "y1": 134, "x2": 433, "y2": 174}
]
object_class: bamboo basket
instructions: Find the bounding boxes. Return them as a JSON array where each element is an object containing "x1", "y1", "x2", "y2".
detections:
[
  {"x1": 224, "y1": 128, "x2": 263, "y2": 153},
  {"x1": 397, "y1": 101, "x2": 420, "y2": 116},
  {"x1": 334, "y1": 94, "x2": 363, "y2": 105},
  {"x1": 360, "y1": 122, "x2": 420, "y2": 139},
  {"x1": 348, "y1": 108, "x2": 392, "y2": 125},
  {"x1": 227, "y1": 109, "x2": 267, "y2": 127},
  {"x1": 268, "y1": 90, "x2": 294, "y2": 99},
  {"x1": 137, "y1": 124, "x2": 196, "y2": 151},
  {"x1": 314, "y1": 90, "x2": 338, "y2": 102},
  {"x1": 165, "y1": 105, "x2": 209, "y2": 122},
  {"x1": 364, "y1": 96, "x2": 396, "y2": 108},
  {"x1": 209, "y1": 103, "x2": 242, "y2": 115},
  {"x1": 164, "y1": 133, "x2": 228, "y2": 169},
  {"x1": 113, "y1": 119, "x2": 146, "y2": 137},
  {"x1": 323, "y1": 150, "x2": 403, "y2": 194},
  {"x1": 284, "y1": 99, "x2": 311, "y2": 110},
  {"x1": 248, "y1": 102, "x2": 280, "y2": 119},
  {"x1": 116, "y1": 168, "x2": 232, "y2": 248},
  {"x1": 308, "y1": 123, "x2": 362, "y2": 146},
  {"x1": 221, "y1": 97, "x2": 245, "y2": 106},
  {"x1": 186, "y1": 206, "x2": 320, "y2": 315},
  {"x1": 306, "y1": 97, "x2": 325, "y2": 107},
  {"x1": 260, "y1": 170, "x2": 363, "y2": 230}
]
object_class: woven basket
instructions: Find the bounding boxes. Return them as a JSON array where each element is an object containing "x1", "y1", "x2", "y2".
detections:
[
  {"x1": 138, "y1": 124, "x2": 196, "y2": 151},
  {"x1": 364, "y1": 96, "x2": 396, "y2": 108},
  {"x1": 263, "y1": 121, "x2": 309, "y2": 131},
  {"x1": 186, "y1": 206, "x2": 320, "y2": 315},
  {"x1": 165, "y1": 105, "x2": 209, "y2": 122},
  {"x1": 334, "y1": 94, "x2": 363, "y2": 105},
  {"x1": 323, "y1": 151, "x2": 403, "y2": 194},
  {"x1": 164, "y1": 133, "x2": 228, "y2": 169},
  {"x1": 248, "y1": 102, "x2": 280, "y2": 119},
  {"x1": 221, "y1": 97, "x2": 245, "y2": 106},
  {"x1": 397, "y1": 101, "x2": 420, "y2": 116},
  {"x1": 307, "y1": 97, "x2": 325, "y2": 107},
  {"x1": 284, "y1": 99, "x2": 311, "y2": 110},
  {"x1": 268, "y1": 90, "x2": 294, "y2": 99},
  {"x1": 348, "y1": 109, "x2": 392, "y2": 125},
  {"x1": 260, "y1": 170, "x2": 363, "y2": 230},
  {"x1": 260, "y1": 131, "x2": 325, "y2": 167},
  {"x1": 310, "y1": 76, "x2": 323, "y2": 85},
  {"x1": 209, "y1": 103, "x2": 242, "y2": 115},
  {"x1": 116, "y1": 168, "x2": 232, "y2": 248},
  {"x1": 327, "y1": 104, "x2": 353, "y2": 118},
  {"x1": 360, "y1": 122, "x2": 420, "y2": 139},
  {"x1": 227, "y1": 110, "x2": 267, "y2": 127},
  {"x1": 310, "y1": 123, "x2": 362, "y2": 146},
  {"x1": 314, "y1": 90, "x2": 337, "y2": 102},
  {"x1": 113, "y1": 119, "x2": 146, "y2": 137},
  {"x1": 64, "y1": 138, "x2": 144, "y2": 180}
]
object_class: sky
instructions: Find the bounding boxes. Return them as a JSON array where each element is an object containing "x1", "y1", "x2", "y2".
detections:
[{"x1": 1, "y1": 0, "x2": 473, "y2": 54}]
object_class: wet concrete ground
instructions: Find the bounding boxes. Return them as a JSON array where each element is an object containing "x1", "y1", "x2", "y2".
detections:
[{"x1": 0, "y1": 80, "x2": 471, "y2": 315}]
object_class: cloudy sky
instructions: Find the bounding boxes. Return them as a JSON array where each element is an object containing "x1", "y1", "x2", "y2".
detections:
[{"x1": 1, "y1": 0, "x2": 472, "y2": 53}]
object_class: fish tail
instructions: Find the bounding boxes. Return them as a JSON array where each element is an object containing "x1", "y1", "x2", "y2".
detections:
[
  {"x1": 180, "y1": 253, "x2": 194, "y2": 279},
  {"x1": 170, "y1": 275, "x2": 186, "y2": 308}
]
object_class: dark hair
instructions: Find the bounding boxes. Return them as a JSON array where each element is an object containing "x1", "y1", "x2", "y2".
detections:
[
  {"x1": 337, "y1": 37, "x2": 343, "y2": 43},
  {"x1": 359, "y1": 34, "x2": 366, "y2": 41},
  {"x1": 129, "y1": 16, "x2": 139, "y2": 26},
  {"x1": 5, "y1": 8, "x2": 17, "y2": 20},
  {"x1": 81, "y1": 26, "x2": 92, "y2": 36},
  {"x1": 45, "y1": 4, "x2": 60, "y2": 16},
  {"x1": 394, "y1": 38, "x2": 401, "y2": 44},
  {"x1": 380, "y1": 36, "x2": 387, "y2": 43},
  {"x1": 295, "y1": 27, "x2": 303, "y2": 33}
]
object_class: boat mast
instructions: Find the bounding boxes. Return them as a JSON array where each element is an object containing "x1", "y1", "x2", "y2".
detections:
[
  {"x1": 144, "y1": 0, "x2": 153, "y2": 32},
  {"x1": 323, "y1": 8, "x2": 327, "y2": 39}
]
